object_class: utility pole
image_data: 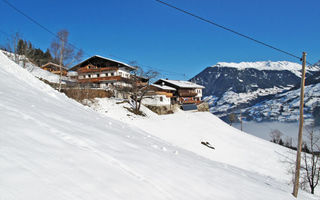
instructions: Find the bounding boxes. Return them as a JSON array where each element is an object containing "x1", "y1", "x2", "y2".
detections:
[{"x1": 292, "y1": 52, "x2": 307, "y2": 197}]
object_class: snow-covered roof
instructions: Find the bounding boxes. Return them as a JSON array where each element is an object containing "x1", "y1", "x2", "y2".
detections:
[
  {"x1": 70, "y1": 55, "x2": 136, "y2": 71},
  {"x1": 151, "y1": 83, "x2": 176, "y2": 91},
  {"x1": 95, "y1": 55, "x2": 136, "y2": 70},
  {"x1": 158, "y1": 79, "x2": 204, "y2": 89},
  {"x1": 67, "y1": 71, "x2": 78, "y2": 76},
  {"x1": 41, "y1": 62, "x2": 68, "y2": 70}
]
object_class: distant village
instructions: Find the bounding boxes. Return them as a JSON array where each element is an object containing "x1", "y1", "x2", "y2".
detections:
[{"x1": 40, "y1": 55, "x2": 206, "y2": 112}]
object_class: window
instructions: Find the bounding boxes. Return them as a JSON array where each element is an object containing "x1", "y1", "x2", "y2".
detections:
[
  {"x1": 160, "y1": 97, "x2": 163, "y2": 102},
  {"x1": 111, "y1": 73, "x2": 114, "y2": 76},
  {"x1": 97, "y1": 74, "x2": 100, "y2": 78}
]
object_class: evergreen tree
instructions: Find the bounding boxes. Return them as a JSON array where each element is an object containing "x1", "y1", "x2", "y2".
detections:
[
  {"x1": 43, "y1": 49, "x2": 52, "y2": 63},
  {"x1": 4, "y1": 36, "x2": 59, "y2": 67},
  {"x1": 17, "y1": 39, "x2": 26, "y2": 55}
]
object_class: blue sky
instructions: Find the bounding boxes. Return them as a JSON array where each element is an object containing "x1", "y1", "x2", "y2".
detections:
[{"x1": 1, "y1": 0, "x2": 319, "y2": 79}]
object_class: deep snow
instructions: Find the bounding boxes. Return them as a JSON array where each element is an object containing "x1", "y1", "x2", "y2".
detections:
[
  {"x1": 90, "y1": 98, "x2": 293, "y2": 182},
  {"x1": 0, "y1": 51, "x2": 316, "y2": 199}
]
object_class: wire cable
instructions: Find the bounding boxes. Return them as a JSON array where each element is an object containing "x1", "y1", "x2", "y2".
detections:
[
  {"x1": 0, "y1": 29, "x2": 10, "y2": 37},
  {"x1": 2, "y1": 0, "x2": 315, "y2": 76},
  {"x1": 1, "y1": 0, "x2": 188, "y2": 78},
  {"x1": 0, "y1": 0, "x2": 85, "y2": 53},
  {"x1": 155, "y1": 0, "x2": 314, "y2": 66},
  {"x1": 109, "y1": 54, "x2": 187, "y2": 77}
]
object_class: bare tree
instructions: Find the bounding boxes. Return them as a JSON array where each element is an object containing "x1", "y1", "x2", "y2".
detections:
[
  {"x1": 51, "y1": 29, "x2": 83, "y2": 91},
  {"x1": 300, "y1": 125, "x2": 320, "y2": 194},
  {"x1": 5, "y1": 32, "x2": 22, "y2": 63},
  {"x1": 284, "y1": 136, "x2": 293, "y2": 148},
  {"x1": 116, "y1": 66, "x2": 158, "y2": 115},
  {"x1": 270, "y1": 129, "x2": 284, "y2": 145},
  {"x1": 285, "y1": 125, "x2": 320, "y2": 194}
]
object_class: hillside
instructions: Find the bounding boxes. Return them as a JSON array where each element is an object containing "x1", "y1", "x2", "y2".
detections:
[
  {"x1": 1, "y1": 50, "x2": 65, "y2": 83},
  {"x1": 239, "y1": 62, "x2": 320, "y2": 124},
  {"x1": 0, "y1": 51, "x2": 316, "y2": 199},
  {"x1": 190, "y1": 61, "x2": 320, "y2": 122}
]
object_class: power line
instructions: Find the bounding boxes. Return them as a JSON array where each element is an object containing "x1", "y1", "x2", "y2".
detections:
[
  {"x1": 1, "y1": 0, "x2": 85, "y2": 54},
  {"x1": 1, "y1": 0, "x2": 187, "y2": 79},
  {"x1": 1, "y1": 0, "x2": 133, "y2": 70},
  {"x1": 0, "y1": 29, "x2": 10, "y2": 37},
  {"x1": 109, "y1": 54, "x2": 187, "y2": 77},
  {"x1": 3, "y1": 0, "x2": 315, "y2": 78},
  {"x1": 155, "y1": 0, "x2": 314, "y2": 66}
]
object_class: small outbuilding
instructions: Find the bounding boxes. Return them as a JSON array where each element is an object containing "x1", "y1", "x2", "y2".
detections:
[
  {"x1": 142, "y1": 83, "x2": 176, "y2": 106},
  {"x1": 41, "y1": 62, "x2": 68, "y2": 76},
  {"x1": 153, "y1": 79, "x2": 205, "y2": 105}
]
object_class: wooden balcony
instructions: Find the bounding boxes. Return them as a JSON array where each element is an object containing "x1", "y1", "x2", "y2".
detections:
[
  {"x1": 178, "y1": 97, "x2": 201, "y2": 104},
  {"x1": 51, "y1": 70, "x2": 67, "y2": 76},
  {"x1": 78, "y1": 67, "x2": 118, "y2": 73},
  {"x1": 178, "y1": 90, "x2": 197, "y2": 97},
  {"x1": 77, "y1": 76, "x2": 124, "y2": 83},
  {"x1": 155, "y1": 91, "x2": 173, "y2": 97}
]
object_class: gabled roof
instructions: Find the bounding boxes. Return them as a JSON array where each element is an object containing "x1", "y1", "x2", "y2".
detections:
[
  {"x1": 151, "y1": 83, "x2": 176, "y2": 91},
  {"x1": 69, "y1": 55, "x2": 136, "y2": 71},
  {"x1": 41, "y1": 62, "x2": 67, "y2": 70},
  {"x1": 155, "y1": 79, "x2": 204, "y2": 89}
]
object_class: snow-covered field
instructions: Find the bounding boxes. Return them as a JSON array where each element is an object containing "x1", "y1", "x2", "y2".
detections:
[{"x1": 0, "y1": 51, "x2": 316, "y2": 199}]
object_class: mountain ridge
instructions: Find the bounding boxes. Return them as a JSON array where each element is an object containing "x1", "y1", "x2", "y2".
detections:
[{"x1": 191, "y1": 60, "x2": 320, "y2": 122}]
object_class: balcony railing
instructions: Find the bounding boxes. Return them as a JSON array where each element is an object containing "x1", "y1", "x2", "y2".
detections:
[
  {"x1": 77, "y1": 76, "x2": 124, "y2": 83},
  {"x1": 155, "y1": 91, "x2": 173, "y2": 97},
  {"x1": 178, "y1": 97, "x2": 201, "y2": 104},
  {"x1": 51, "y1": 70, "x2": 67, "y2": 76},
  {"x1": 77, "y1": 67, "x2": 118, "y2": 73},
  {"x1": 178, "y1": 90, "x2": 197, "y2": 97}
]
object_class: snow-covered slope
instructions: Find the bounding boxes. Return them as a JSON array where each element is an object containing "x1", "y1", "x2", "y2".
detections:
[
  {"x1": 90, "y1": 98, "x2": 293, "y2": 182},
  {"x1": 1, "y1": 50, "x2": 62, "y2": 83},
  {"x1": 242, "y1": 82, "x2": 320, "y2": 124},
  {"x1": 0, "y1": 51, "x2": 315, "y2": 200}
]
